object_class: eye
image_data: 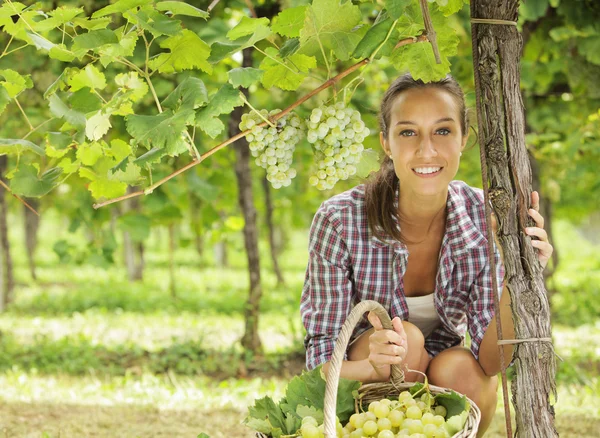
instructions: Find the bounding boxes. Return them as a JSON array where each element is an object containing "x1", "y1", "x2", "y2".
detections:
[
  {"x1": 399, "y1": 130, "x2": 416, "y2": 137},
  {"x1": 436, "y1": 128, "x2": 451, "y2": 135}
]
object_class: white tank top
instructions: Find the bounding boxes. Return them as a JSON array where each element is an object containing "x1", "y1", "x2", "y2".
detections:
[{"x1": 405, "y1": 293, "x2": 440, "y2": 338}]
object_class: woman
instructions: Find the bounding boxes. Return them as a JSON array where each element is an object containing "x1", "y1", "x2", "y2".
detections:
[{"x1": 300, "y1": 73, "x2": 553, "y2": 436}]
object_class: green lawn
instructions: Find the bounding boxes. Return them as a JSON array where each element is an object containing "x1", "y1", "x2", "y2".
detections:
[{"x1": 0, "y1": 215, "x2": 598, "y2": 437}]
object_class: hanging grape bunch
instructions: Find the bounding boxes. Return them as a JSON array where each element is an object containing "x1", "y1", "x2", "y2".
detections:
[
  {"x1": 240, "y1": 109, "x2": 303, "y2": 189},
  {"x1": 307, "y1": 102, "x2": 370, "y2": 190}
]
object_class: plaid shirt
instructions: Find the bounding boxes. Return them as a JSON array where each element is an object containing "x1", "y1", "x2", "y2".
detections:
[{"x1": 300, "y1": 180, "x2": 505, "y2": 370}]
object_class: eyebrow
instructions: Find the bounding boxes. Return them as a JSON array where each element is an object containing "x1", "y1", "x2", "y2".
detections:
[{"x1": 395, "y1": 117, "x2": 455, "y2": 126}]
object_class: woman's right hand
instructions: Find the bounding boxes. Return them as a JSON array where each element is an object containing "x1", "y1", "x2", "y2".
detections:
[{"x1": 366, "y1": 311, "x2": 408, "y2": 381}]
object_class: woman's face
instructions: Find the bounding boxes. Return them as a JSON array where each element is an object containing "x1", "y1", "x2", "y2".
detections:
[{"x1": 380, "y1": 87, "x2": 468, "y2": 196}]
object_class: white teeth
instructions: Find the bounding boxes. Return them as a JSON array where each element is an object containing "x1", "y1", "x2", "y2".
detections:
[{"x1": 413, "y1": 167, "x2": 441, "y2": 174}]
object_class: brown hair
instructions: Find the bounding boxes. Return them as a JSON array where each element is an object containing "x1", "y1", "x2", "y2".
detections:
[{"x1": 364, "y1": 73, "x2": 469, "y2": 243}]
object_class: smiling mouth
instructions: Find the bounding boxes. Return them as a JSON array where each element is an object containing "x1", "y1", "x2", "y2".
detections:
[{"x1": 412, "y1": 166, "x2": 443, "y2": 176}]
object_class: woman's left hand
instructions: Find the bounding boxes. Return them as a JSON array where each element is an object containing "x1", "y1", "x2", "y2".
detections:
[{"x1": 525, "y1": 191, "x2": 553, "y2": 270}]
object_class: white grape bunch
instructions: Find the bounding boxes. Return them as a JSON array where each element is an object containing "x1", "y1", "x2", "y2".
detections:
[
  {"x1": 239, "y1": 109, "x2": 303, "y2": 189},
  {"x1": 306, "y1": 102, "x2": 370, "y2": 191}
]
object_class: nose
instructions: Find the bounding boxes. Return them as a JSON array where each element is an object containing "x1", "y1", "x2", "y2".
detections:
[{"x1": 416, "y1": 136, "x2": 438, "y2": 158}]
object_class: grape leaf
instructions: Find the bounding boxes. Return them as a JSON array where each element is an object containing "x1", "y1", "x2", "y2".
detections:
[
  {"x1": 385, "y1": 0, "x2": 412, "y2": 20},
  {"x1": 115, "y1": 72, "x2": 148, "y2": 102},
  {"x1": 391, "y1": 5, "x2": 458, "y2": 82},
  {"x1": 227, "y1": 16, "x2": 270, "y2": 40},
  {"x1": 162, "y1": 77, "x2": 208, "y2": 110},
  {"x1": 134, "y1": 147, "x2": 164, "y2": 166},
  {"x1": 295, "y1": 405, "x2": 324, "y2": 423},
  {"x1": 9, "y1": 164, "x2": 63, "y2": 197},
  {"x1": 0, "y1": 69, "x2": 33, "y2": 98},
  {"x1": 259, "y1": 47, "x2": 316, "y2": 91},
  {"x1": 57, "y1": 157, "x2": 79, "y2": 174},
  {"x1": 118, "y1": 212, "x2": 151, "y2": 242},
  {"x1": 519, "y1": 0, "x2": 549, "y2": 22},
  {"x1": 280, "y1": 38, "x2": 300, "y2": 58},
  {"x1": 72, "y1": 17, "x2": 112, "y2": 30},
  {"x1": 272, "y1": 6, "x2": 307, "y2": 38},
  {"x1": 72, "y1": 29, "x2": 119, "y2": 54},
  {"x1": 355, "y1": 148, "x2": 381, "y2": 178},
  {"x1": 299, "y1": 0, "x2": 362, "y2": 61},
  {"x1": 45, "y1": 132, "x2": 72, "y2": 158},
  {"x1": 128, "y1": 8, "x2": 182, "y2": 37},
  {"x1": 352, "y1": 17, "x2": 396, "y2": 59},
  {"x1": 110, "y1": 159, "x2": 143, "y2": 184},
  {"x1": 149, "y1": 30, "x2": 212, "y2": 74},
  {"x1": 434, "y1": 390, "x2": 469, "y2": 418},
  {"x1": 246, "y1": 396, "x2": 287, "y2": 436},
  {"x1": 76, "y1": 142, "x2": 104, "y2": 166},
  {"x1": 86, "y1": 111, "x2": 112, "y2": 141},
  {"x1": 68, "y1": 65, "x2": 107, "y2": 91},
  {"x1": 48, "y1": 94, "x2": 86, "y2": 127},
  {"x1": 156, "y1": 1, "x2": 209, "y2": 19},
  {"x1": 208, "y1": 26, "x2": 272, "y2": 63},
  {"x1": 0, "y1": 85, "x2": 9, "y2": 116},
  {"x1": 193, "y1": 113, "x2": 224, "y2": 138},
  {"x1": 0, "y1": 139, "x2": 44, "y2": 156},
  {"x1": 34, "y1": 6, "x2": 85, "y2": 32},
  {"x1": 92, "y1": 0, "x2": 153, "y2": 18},
  {"x1": 227, "y1": 67, "x2": 264, "y2": 88},
  {"x1": 125, "y1": 109, "x2": 195, "y2": 150},
  {"x1": 579, "y1": 35, "x2": 600, "y2": 66},
  {"x1": 49, "y1": 44, "x2": 76, "y2": 62},
  {"x1": 25, "y1": 31, "x2": 55, "y2": 51},
  {"x1": 437, "y1": 0, "x2": 467, "y2": 17},
  {"x1": 108, "y1": 139, "x2": 132, "y2": 162},
  {"x1": 88, "y1": 178, "x2": 127, "y2": 199}
]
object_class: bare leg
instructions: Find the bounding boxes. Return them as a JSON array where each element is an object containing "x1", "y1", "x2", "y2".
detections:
[
  {"x1": 348, "y1": 321, "x2": 430, "y2": 382},
  {"x1": 426, "y1": 346, "x2": 498, "y2": 437}
]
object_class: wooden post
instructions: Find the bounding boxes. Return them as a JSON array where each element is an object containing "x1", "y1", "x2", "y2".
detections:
[{"x1": 470, "y1": 1, "x2": 558, "y2": 437}]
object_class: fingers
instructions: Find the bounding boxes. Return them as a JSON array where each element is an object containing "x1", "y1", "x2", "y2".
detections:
[
  {"x1": 531, "y1": 191, "x2": 540, "y2": 211},
  {"x1": 525, "y1": 226, "x2": 548, "y2": 242},
  {"x1": 367, "y1": 311, "x2": 383, "y2": 331},
  {"x1": 369, "y1": 352, "x2": 405, "y2": 366},
  {"x1": 370, "y1": 342, "x2": 406, "y2": 358},
  {"x1": 528, "y1": 208, "x2": 545, "y2": 229}
]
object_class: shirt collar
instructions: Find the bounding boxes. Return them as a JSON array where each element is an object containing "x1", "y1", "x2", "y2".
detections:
[{"x1": 370, "y1": 182, "x2": 486, "y2": 259}]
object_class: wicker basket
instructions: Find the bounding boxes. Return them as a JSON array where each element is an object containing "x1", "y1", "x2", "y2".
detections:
[{"x1": 256, "y1": 300, "x2": 481, "y2": 438}]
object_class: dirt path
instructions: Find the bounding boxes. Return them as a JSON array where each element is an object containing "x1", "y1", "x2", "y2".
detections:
[{"x1": 1, "y1": 402, "x2": 598, "y2": 437}]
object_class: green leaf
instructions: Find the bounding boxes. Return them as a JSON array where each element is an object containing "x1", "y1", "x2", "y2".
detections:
[
  {"x1": 246, "y1": 396, "x2": 287, "y2": 434},
  {"x1": 57, "y1": 157, "x2": 79, "y2": 174},
  {"x1": 272, "y1": 6, "x2": 307, "y2": 38},
  {"x1": 0, "y1": 85, "x2": 9, "y2": 116},
  {"x1": 49, "y1": 44, "x2": 76, "y2": 62},
  {"x1": 391, "y1": 6, "x2": 459, "y2": 82},
  {"x1": 280, "y1": 38, "x2": 300, "y2": 58},
  {"x1": 110, "y1": 159, "x2": 143, "y2": 184},
  {"x1": 34, "y1": 6, "x2": 84, "y2": 32},
  {"x1": 193, "y1": 113, "x2": 224, "y2": 138},
  {"x1": 519, "y1": 0, "x2": 549, "y2": 22},
  {"x1": 149, "y1": 30, "x2": 213, "y2": 74},
  {"x1": 227, "y1": 67, "x2": 264, "y2": 88},
  {"x1": 129, "y1": 8, "x2": 182, "y2": 37},
  {"x1": 228, "y1": 17, "x2": 270, "y2": 40},
  {"x1": 72, "y1": 29, "x2": 119, "y2": 53},
  {"x1": 86, "y1": 111, "x2": 112, "y2": 141},
  {"x1": 434, "y1": 390, "x2": 468, "y2": 418},
  {"x1": 295, "y1": 405, "x2": 324, "y2": 423},
  {"x1": 156, "y1": 1, "x2": 209, "y2": 19},
  {"x1": 437, "y1": 0, "x2": 467, "y2": 17},
  {"x1": 68, "y1": 65, "x2": 107, "y2": 91},
  {"x1": 92, "y1": 0, "x2": 153, "y2": 18},
  {"x1": 194, "y1": 84, "x2": 243, "y2": 137},
  {"x1": 48, "y1": 94, "x2": 86, "y2": 127},
  {"x1": 162, "y1": 77, "x2": 208, "y2": 110},
  {"x1": 69, "y1": 89, "x2": 102, "y2": 113},
  {"x1": 385, "y1": 0, "x2": 412, "y2": 20},
  {"x1": 115, "y1": 72, "x2": 148, "y2": 102},
  {"x1": 355, "y1": 148, "x2": 381, "y2": 178},
  {"x1": 9, "y1": 164, "x2": 63, "y2": 197},
  {"x1": 76, "y1": 142, "x2": 104, "y2": 166},
  {"x1": 259, "y1": 47, "x2": 316, "y2": 90},
  {"x1": 579, "y1": 36, "x2": 600, "y2": 66},
  {"x1": 26, "y1": 31, "x2": 55, "y2": 51},
  {"x1": 45, "y1": 132, "x2": 72, "y2": 158},
  {"x1": 72, "y1": 17, "x2": 112, "y2": 30},
  {"x1": 125, "y1": 109, "x2": 195, "y2": 150},
  {"x1": 134, "y1": 147, "x2": 164, "y2": 166},
  {"x1": 299, "y1": 0, "x2": 362, "y2": 61},
  {"x1": 0, "y1": 139, "x2": 44, "y2": 156},
  {"x1": 118, "y1": 212, "x2": 151, "y2": 242},
  {"x1": 108, "y1": 139, "x2": 132, "y2": 162},
  {"x1": 208, "y1": 26, "x2": 272, "y2": 63},
  {"x1": 0, "y1": 69, "x2": 33, "y2": 98},
  {"x1": 352, "y1": 17, "x2": 395, "y2": 59},
  {"x1": 88, "y1": 178, "x2": 127, "y2": 200}
]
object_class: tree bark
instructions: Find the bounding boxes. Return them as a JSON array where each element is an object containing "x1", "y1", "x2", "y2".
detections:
[
  {"x1": 262, "y1": 176, "x2": 285, "y2": 285},
  {"x1": 471, "y1": 1, "x2": 558, "y2": 437},
  {"x1": 122, "y1": 187, "x2": 144, "y2": 281},
  {"x1": 230, "y1": 46, "x2": 262, "y2": 353},
  {"x1": 24, "y1": 198, "x2": 40, "y2": 281},
  {"x1": 189, "y1": 198, "x2": 204, "y2": 262},
  {"x1": 0, "y1": 156, "x2": 14, "y2": 310}
]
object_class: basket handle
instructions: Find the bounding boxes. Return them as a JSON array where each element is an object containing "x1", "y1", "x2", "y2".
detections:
[{"x1": 323, "y1": 300, "x2": 404, "y2": 437}]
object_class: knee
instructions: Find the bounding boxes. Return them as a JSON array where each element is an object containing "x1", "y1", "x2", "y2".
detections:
[{"x1": 401, "y1": 320, "x2": 425, "y2": 351}]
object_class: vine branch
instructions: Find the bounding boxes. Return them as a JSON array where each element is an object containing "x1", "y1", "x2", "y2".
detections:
[
  {"x1": 0, "y1": 179, "x2": 39, "y2": 216},
  {"x1": 93, "y1": 36, "x2": 423, "y2": 209},
  {"x1": 419, "y1": 0, "x2": 441, "y2": 64}
]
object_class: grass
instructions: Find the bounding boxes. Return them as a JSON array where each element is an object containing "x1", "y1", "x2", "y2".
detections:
[{"x1": 0, "y1": 213, "x2": 599, "y2": 437}]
